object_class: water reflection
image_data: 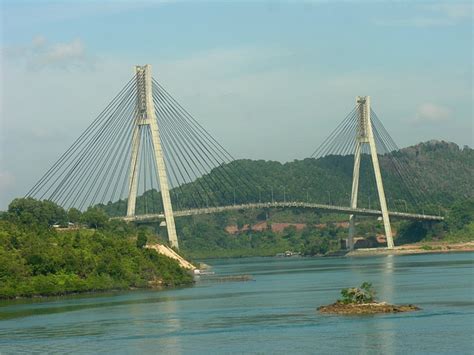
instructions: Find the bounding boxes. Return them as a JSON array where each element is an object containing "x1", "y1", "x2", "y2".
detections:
[
  {"x1": 359, "y1": 316, "x2": 395, "y2": 355},
  {"x1": 380, "y1": 255, "x2": 394, "y2": 303},
  {"x1": 378, "y1": 255, "x2": 395, "y2": 355},
  {"x1": 157, "y1": 297, "x2": 182, "y2": 354},
  {"x1": 353, "y1": 255, "x2": 395, "y2": 355}
]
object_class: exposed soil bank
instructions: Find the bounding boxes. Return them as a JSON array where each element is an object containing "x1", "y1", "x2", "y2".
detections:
[
  {"x1": 146, "y1": 243, "x2": 196, "y2": 270},
  {"x1": 318, "y1": 301, "x2": 420, "y2": 315},
  {"x1": 347, "y1": 241, "x2": 474, "y2": 257}
]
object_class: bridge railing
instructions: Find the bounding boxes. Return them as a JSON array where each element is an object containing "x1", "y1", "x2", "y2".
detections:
[{"x1": 116, "y1": 201, "x2": 444, "y2": 223}]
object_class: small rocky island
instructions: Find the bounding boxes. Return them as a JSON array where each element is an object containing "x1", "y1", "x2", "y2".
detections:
[{"x1": 318, "y1": 282, "x2": 420, "y2": 315}]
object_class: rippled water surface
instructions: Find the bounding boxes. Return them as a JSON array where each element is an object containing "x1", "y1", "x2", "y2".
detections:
[{"x1": 1, "y1": 252, "x2": 473, "y2": 354}]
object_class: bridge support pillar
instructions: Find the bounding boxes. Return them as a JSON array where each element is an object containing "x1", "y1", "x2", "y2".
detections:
[
  {"x1": 348, "y1": 96, "x2": 394, "y2": 250},
  {"x1": 126, "y1": 65, "x2": 179, "y2": 249}
]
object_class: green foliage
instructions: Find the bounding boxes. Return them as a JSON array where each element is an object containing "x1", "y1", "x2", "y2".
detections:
[
  {"x1": 175, "y1": 210, "x2": 344, "y2": 258},
  {"x1": 136, "y1": 229, "x2": 148, "y2": 249},
  {"x1": 7, "y1": 198, "x2": 67, "y2": 228},
  {"x1": 443, "y1": 222, "x2": 474, "y2": 242},
  {"x1": 96, "y1": 140, "x2": 472, "y2": 252},
  {"x1": 0, "y1": 199, "x2": 193, "y2": 299},
  {"x1": 83, "y1": 140, "x2": 472, "y2": 254},
  {"x1": 67, "y1": 208, "x2": 82, "y2": 224},
  {"x1": 394, "y1": 199, "x2": 474, "y2": 244},
  {"x1": 339, "y1": 282, "x2": 376, "y2": 304},
  {"x1": 1, "y1": 141, "x2": 471, "y2": 290},
  {"x1": 446, "y1": 200, "x2": 474, "y2": 231},
  {"x1": 100, "y1": 141, "x2": 473, "y2": 218},
  {"x1": 397, "y1": 221, "x2": 428, "y2": 244},
  {"x1": 81, "y1": 207, "x2": 109, "y2": 229},
  {"x1": 420, "y1": 245, "x2": 441, "y2": 251}
]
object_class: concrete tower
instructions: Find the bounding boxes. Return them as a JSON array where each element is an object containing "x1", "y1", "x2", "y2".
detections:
[
  {"x1": 348, "y1": 96, "x2": 394, "y2": 250},
  {"x1": 126, "y1": 65, "x2": 179, "y2": 249}
]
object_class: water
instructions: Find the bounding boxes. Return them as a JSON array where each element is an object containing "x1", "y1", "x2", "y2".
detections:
[{"x1": 1, "y1": 253, "x2": 473, "y2": 354}]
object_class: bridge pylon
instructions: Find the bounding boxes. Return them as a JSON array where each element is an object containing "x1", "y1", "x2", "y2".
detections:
[
  {"x1": 126, "y1": 65, "x2": 179, "y2": 249},
  {"x1": 348, "y1": 96, "x2": 394, "y2": 250}
]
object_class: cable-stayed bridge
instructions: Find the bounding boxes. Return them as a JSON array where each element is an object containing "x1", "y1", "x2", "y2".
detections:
[
  {"x1": 27, "y1": 64, "x2": 443, "y2": 250},
  {"x1": 121, "y1": 202, "x2": 443, "y2": 222}
]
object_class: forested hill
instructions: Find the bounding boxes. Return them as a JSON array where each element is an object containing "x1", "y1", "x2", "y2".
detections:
[
  {"x1": 236, "y1": 140, "x2": 473, "y2": 209},
  {"x1": 395, "y1": 140, "x2": 473, "y2": 203},
  {"x1": 104, "y1": 141, "x2": 473, "y2": 216}
]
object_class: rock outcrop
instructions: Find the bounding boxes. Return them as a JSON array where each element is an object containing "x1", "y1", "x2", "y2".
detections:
[{"x1": 318, "y1": 301, "x2": 420, "y2": 315}]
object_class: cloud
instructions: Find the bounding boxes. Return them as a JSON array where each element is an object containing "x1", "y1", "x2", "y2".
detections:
[
  {"x1": 37, "y1": 39, "x2": 87, "y2": 68},
  {"x1": 3, "y1": 36, "x2": 95, "y2": 70},
  {"x1": 32, "y1": 35, "x2": 47, "y2": 48},
  {"x1": 415, "y1": 103, "x2": 452, "y2": 123},
  {"x1": 375, "y1": 2, "x2": 472, "y2": 27},
  {"x1": 428, "y1": 3, "x2": 473, "y2": 20}
]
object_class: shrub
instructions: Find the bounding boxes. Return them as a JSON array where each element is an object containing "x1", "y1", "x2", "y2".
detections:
[
  {"x1": 339, "y1": 282, "x2": 376, "y2": 304},
  {"x1": 136, "y1": 230, "x2": 148, "y2": 249}
]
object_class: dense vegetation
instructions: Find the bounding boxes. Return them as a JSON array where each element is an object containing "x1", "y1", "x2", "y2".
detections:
[
  {"x1": 175, "y1": 198, "x2": 473, "y2": 258},
  {"x1": 174, "y1": 141, "x2": 473, "y2": 258},
  {"x1": 0, "y1": 199, "x2": 193, "y2": 299},
  {"x1": 102, "y1": 141, "x2": 474, "y2": 217},
  {"x1": 396, "y1": 199, "x2": 474, "y2": 244},
  {"x1": 175, "y1": 209, "x2": 347, "y2": 258},
  {"x1": 80, "y1": 140, "x2": 471, "y2": 258}
]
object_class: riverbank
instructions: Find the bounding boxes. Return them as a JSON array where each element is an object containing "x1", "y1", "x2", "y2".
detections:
[{"x1": 347, "y1": 241, "x2": 474, "y2": 257}]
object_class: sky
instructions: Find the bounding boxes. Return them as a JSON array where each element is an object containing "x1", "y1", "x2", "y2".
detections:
[{"x1": 0, "y1": 0, "x2": 472, "y2": 209}]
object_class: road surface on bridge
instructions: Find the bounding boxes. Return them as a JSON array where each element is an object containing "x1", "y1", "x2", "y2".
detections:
[{"x1": 116, "y1": 201, "x2": 443, "y2": 223}]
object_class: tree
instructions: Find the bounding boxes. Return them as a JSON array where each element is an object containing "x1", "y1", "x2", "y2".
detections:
[
  {"x1": 68, "y1": 208, "x2": 82, "y2": 224},
  {"x1": 446, "y1": 200, "x2": 474, "y2": 231},
  {"x1": 397, "y1": 221, "x2": 428, "y2": 244},
  {"x1": 0, "y1": 217, "x2": 193, "y2": 299},
  {"x1": 136, "y1": 230, "x2": 148, "y2": 249},
  {"x1": 81, "y1": 207, "x2": 108, "y2": 229},
  {"x1": 7, "y1": 198, "x2": 67, "y2": 227}
]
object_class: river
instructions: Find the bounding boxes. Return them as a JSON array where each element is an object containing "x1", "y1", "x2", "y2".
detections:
[{"x1": 1, "y1": 252, "x2": 473, "y2": 354}]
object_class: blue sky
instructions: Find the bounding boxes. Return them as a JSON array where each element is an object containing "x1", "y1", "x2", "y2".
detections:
[{"x1": 0, "y1": 0, "x2": 472, "y2": 208}]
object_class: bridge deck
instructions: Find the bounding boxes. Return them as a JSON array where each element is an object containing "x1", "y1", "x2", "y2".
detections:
[{"x1": 116, "y1": 202, "x2": 444, "y2": 223}]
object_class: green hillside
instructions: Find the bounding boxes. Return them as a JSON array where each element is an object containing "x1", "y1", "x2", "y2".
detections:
[
  {"x1": 100, "y1": 140, "x2": 473, "y2": 258},
  {"x1": 0, "y1": 199, "x2": 193, "y2": 299},
  {"x1": 103, "y1": 140, "x2": 473, "y2": 217}
]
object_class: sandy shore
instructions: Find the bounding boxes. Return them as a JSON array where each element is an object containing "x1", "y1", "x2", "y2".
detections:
[
  {"x1": 347, "y1": 241, "x2": 474, "y2": 257},
  {"x1": 146, "y1": 243, "x2": 196, "y2": 269}
]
